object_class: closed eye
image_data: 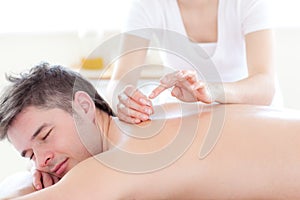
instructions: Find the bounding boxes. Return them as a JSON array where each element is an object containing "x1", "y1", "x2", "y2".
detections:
[{"x1": 42, "y1": 128, "x2": 53, "y2": 140}]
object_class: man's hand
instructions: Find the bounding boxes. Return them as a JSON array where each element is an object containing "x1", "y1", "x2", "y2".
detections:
[
  {"x1": 149, "y1": 70, "x2": 214, "y2": 103},
  {"x1": 117, "y1": 85, "x2": 154, "y2": 124},
  {"x1": 32, "y1": 169, "x2": 60, "y2": 190}
]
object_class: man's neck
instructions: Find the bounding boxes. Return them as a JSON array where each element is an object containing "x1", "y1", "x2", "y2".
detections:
[{"x1": 95, "y1": 109, "x2": 113, "y2": 152}]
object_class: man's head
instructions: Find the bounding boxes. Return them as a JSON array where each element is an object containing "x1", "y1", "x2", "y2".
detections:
[
  {"x1": 0, "y1": 62, "x2": 115, "y2": 177},
  {"x1": 0, "y1": 62, "x2": 114, "y2": 140}
]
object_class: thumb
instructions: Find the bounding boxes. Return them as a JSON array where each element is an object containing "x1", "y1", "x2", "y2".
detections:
[{"x1": 171, "y1": 87, "x2": 181, "y2": 97}]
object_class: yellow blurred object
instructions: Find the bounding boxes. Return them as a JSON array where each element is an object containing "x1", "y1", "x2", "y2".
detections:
[{"x1": 81, "y1": 58, "x2": 104, "y2": 70}]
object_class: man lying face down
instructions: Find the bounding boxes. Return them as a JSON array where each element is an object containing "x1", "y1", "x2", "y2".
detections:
[
  {"x1": 0, "y1": 63, "x2": 115, "y2": 197},
  {"x1": 1, "y1": 63, "x2": 300, "y2": 200}
]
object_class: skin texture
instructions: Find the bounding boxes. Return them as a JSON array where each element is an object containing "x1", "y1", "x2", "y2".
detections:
[
  {"x1": 107, "y1": 0, "x2": 276, "y2": 124},
  {"x1": 8, "y1": 107, "x2": 96, "y2": 179},
  {"x1": 5, "y1": 94, "x2": 300, "y2": 199}
]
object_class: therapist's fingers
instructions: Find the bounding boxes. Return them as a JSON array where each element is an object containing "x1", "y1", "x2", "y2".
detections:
[
  {"x1": 168, "y1": 70, "x2": 198, "y2": 84},
  {"x1": 179, "y1": 70, "x2": 198, "y2": 84},
  {"x1": 171, "y1": 81, "x2": 198, "y2": 102},
  {"x1": 149, "y1": 84, "x2": 168, "y2": 99},
  {"x1": 117, "y1": 86, "x2": 153, "y2": 124},
  {"x1": 118, "y1": 86, "x2": 153, "y2": 122},
  {"x1": 193, "y1": 81, "x2": 214, "y2": 103},
  {"x1": 171, "y1": 86, "x2": 182, "y2": 98},
  {"x1": 123, "y1": 85, "x2": 152, "y2": 107},
  {"x1": 117, "y1": 103, "x2": 150, "y2": 123},
  {"x1": 118, "y1": 93, "x2": 153, "y2": 116},
  {"x1": 149, "y1": 71, "x2": 182, "y2": 99},
  {"x1": 169, "y1": 77, "x2": 207, "y2": 102},
  {"x1": 149, "y1": 70, "x2": 198, "y2": 99},
  {"x1": 117, "y1": 109, "x2": 142, "y2": 124}
]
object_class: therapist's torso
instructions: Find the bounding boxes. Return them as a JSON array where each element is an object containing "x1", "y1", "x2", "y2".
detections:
[{"x1": 123, "y1": 0, "x2": 282, "y2": 106}]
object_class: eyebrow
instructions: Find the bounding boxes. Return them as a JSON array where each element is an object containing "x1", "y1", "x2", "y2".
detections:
[{"x1": 20, "y1": 123, "x2": 50, "y2": 158}]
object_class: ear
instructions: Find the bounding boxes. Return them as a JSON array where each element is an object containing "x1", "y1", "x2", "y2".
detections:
[{"x1": 73, "y1": 91, "x2": 96, "y2": 121}]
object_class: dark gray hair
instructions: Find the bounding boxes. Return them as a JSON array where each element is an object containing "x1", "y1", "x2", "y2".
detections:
[{"x1": 0, "y1": 62, "x2": 115, "y2": 140}]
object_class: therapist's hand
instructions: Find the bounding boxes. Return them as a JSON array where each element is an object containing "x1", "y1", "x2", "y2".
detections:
[
  {"x1": 117, "y1": 85, "x2": 154, "y2": 124},
  {"x1": 32, "y1": 169, "x2": 60, "y2": 190},
  {"x1": 149, "y1": 70, "x2": 214, "y2": 103}
]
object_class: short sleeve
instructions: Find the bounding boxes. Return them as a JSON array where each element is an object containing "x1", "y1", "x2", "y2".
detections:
[
  {"x1": 122, "y1": 0, "x2": 162, "y2": 39},
  {"x1": 240, "y1": 0, "x2": 273, "y2": 35}
]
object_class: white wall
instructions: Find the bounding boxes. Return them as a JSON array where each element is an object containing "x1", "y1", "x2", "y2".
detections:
[
  {"x1": 0, "y1": 32, "x2": 81, "y2": 79},
  {"x1": 0, "y1": 31, "x2": 108, "y2": 84},
  {"x1": 0, "y1": 0, "x2": 132, "y2": 33},
  {"x1": 274, "y1": 28, "x2": 300, "y2": 109}
]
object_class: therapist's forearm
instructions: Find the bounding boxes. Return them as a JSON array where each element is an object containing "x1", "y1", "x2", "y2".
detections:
[
  {"x1": 106, "y1": 42, "x2": 148, "y2": 105},
  {"x1": 212, "y1": 73, "x2": 275, "y2": 105},
  {"x1": 106, "y1": 53, "x2": 146, "y2": 106},
  {"x1": 110, "y1": 34, "x2": 149, "y2": 81}
]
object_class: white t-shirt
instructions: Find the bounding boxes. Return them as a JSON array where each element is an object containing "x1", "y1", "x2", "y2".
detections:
[{"x1": 123, "y1": 0, "x2": 282, "y2": 105}]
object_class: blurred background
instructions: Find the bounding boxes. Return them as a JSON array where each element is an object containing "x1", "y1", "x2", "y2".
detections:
[{"x1": 0, "y1": 0, "x2": 300, "y2": 182}]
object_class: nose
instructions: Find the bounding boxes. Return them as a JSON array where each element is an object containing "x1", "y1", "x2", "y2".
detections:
[{"x1": 34, "y1": 149, "x2": 54, "y2": 170}]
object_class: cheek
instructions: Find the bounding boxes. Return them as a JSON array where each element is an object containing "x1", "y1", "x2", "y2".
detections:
[
  {"x1": 72, "y1": 122, "x2": 102, "y2": 155},
  {"x1": 64, "y1": 138, "x2": 92, "y2": 159},
  {"x1": 57, "y1": 126, "x2": 94, "y2": 159},
  {"x1": 71, "y1": 145, "x2": 92, "y2": 161}
]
